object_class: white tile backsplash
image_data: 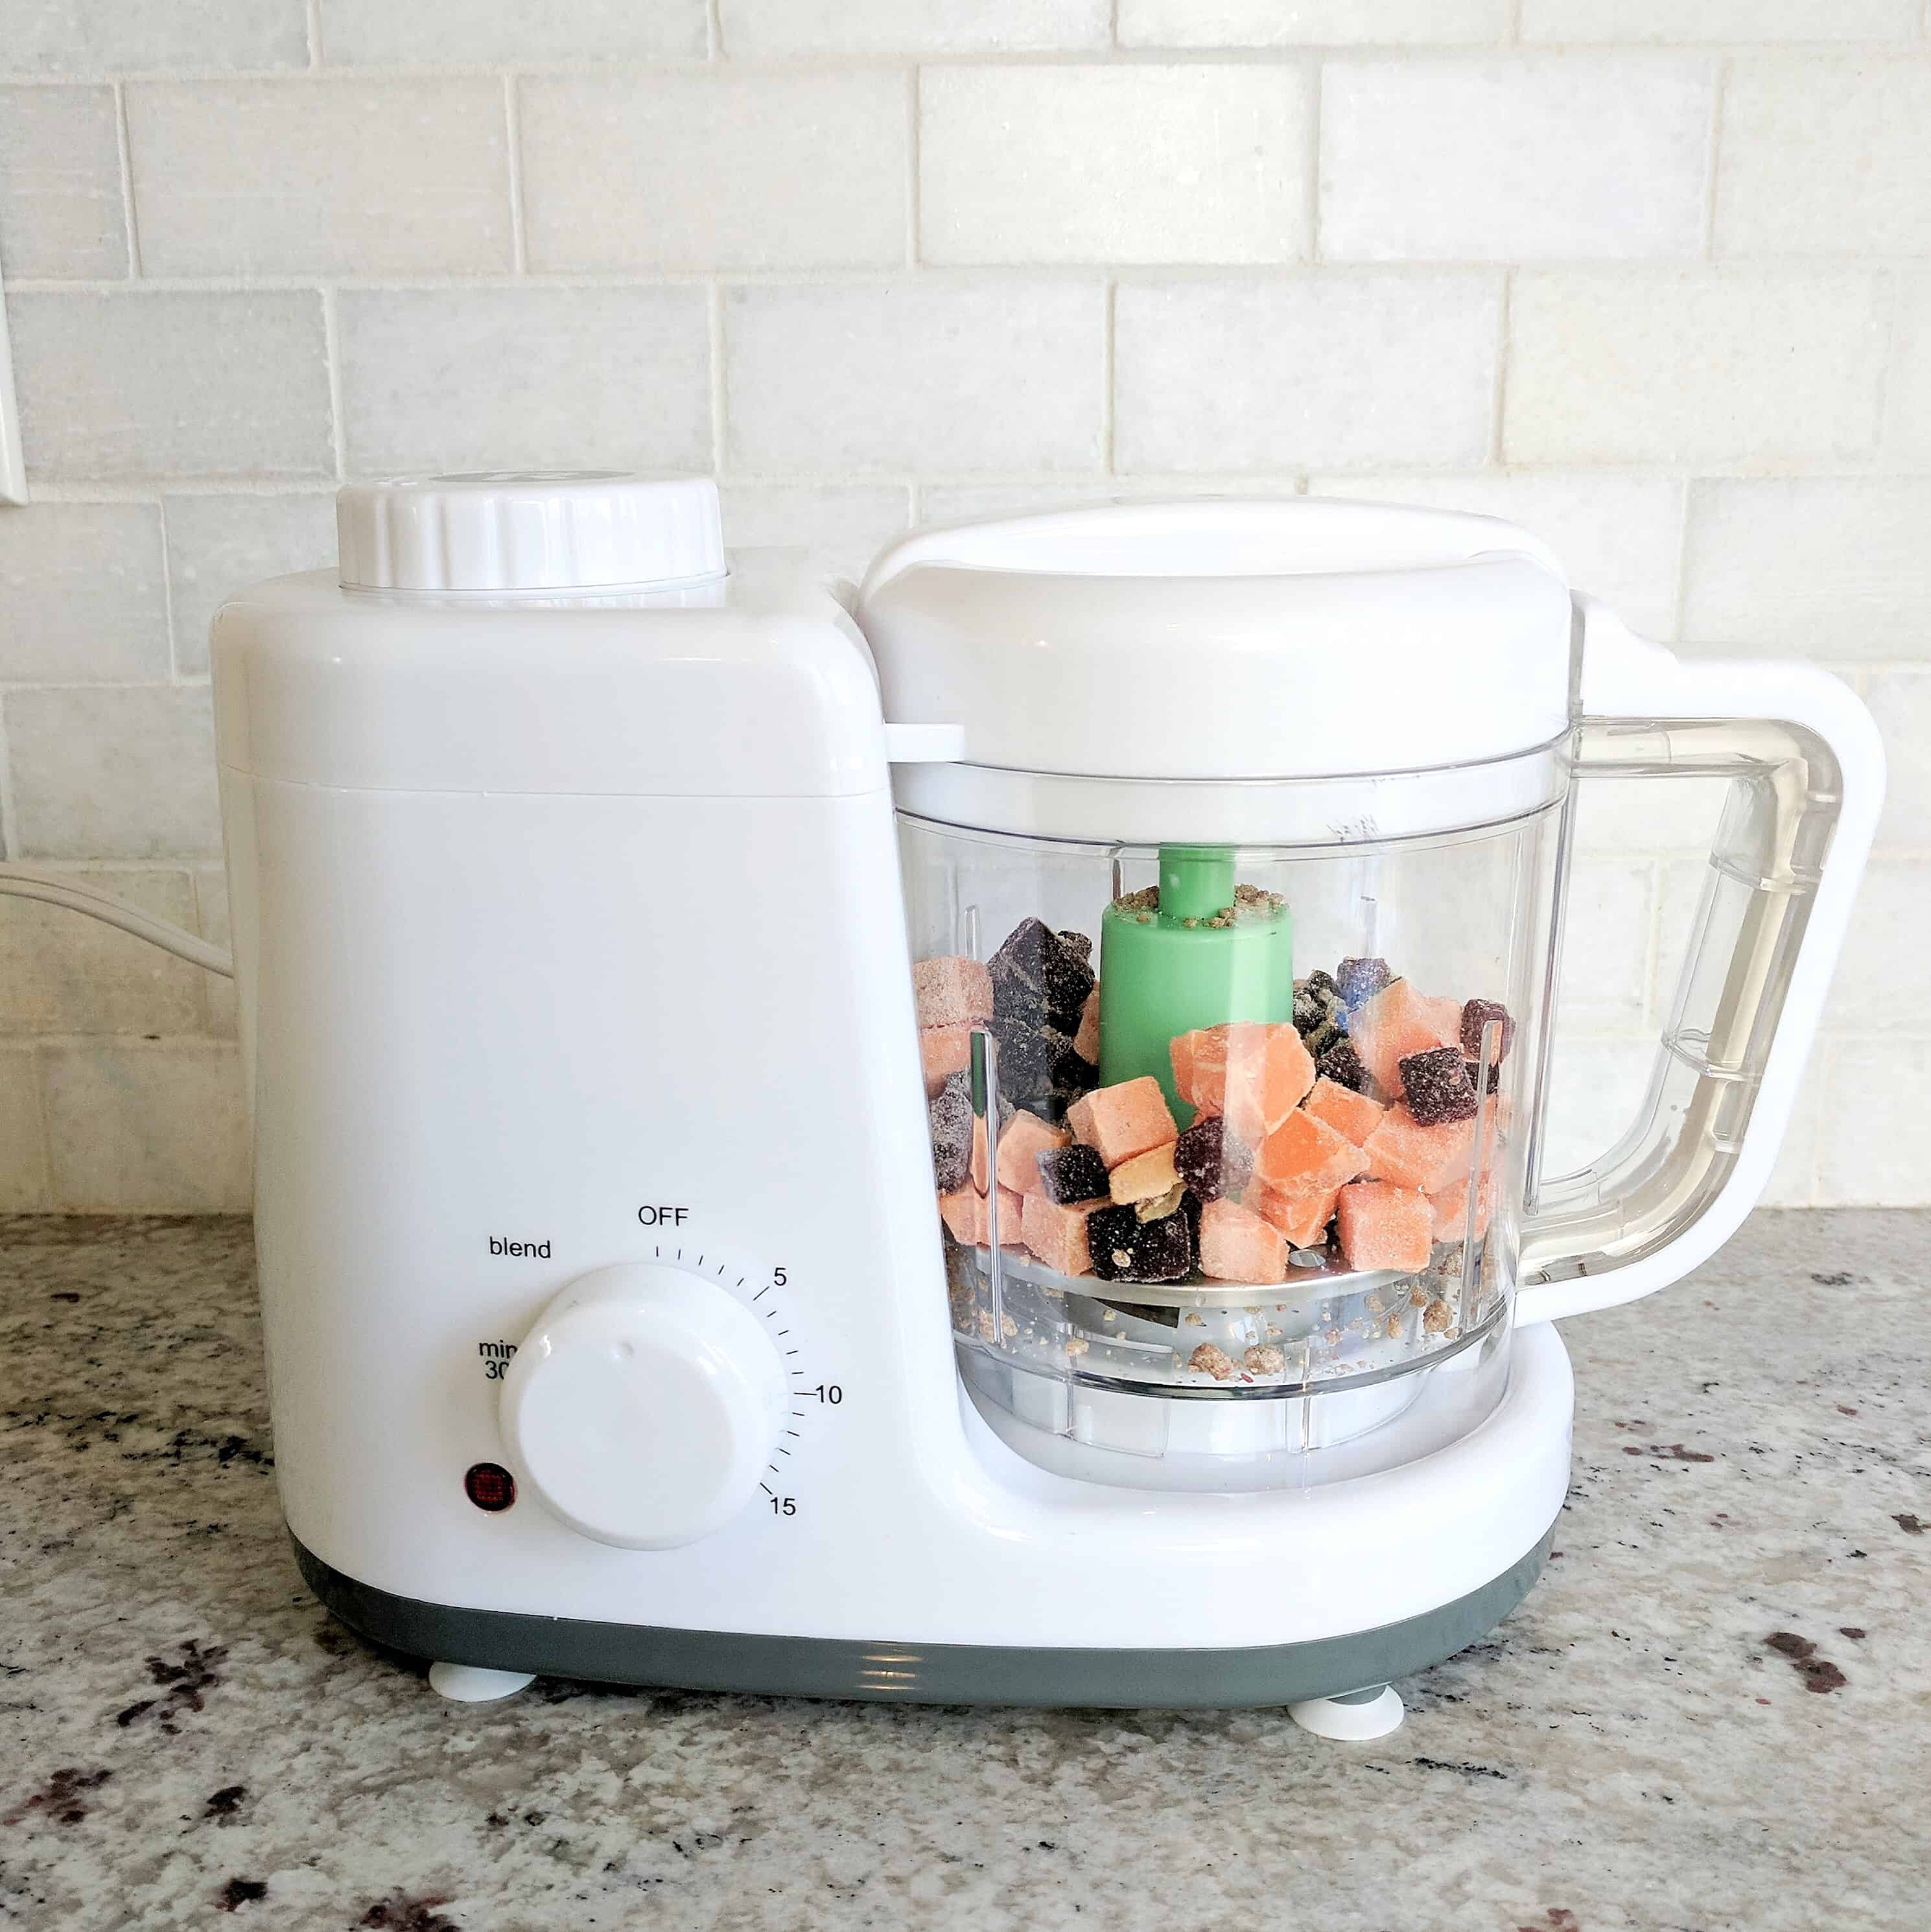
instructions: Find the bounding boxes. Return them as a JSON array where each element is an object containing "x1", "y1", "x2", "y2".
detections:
[
  {"x1": 1504, "y1": 270, "x2": 1887, "y2": 467},
  {"x1": 0, "y1": 84, "x2": 127, "y2": 280},
  {"x1": 0, "y1": 503, "x2": 169, "y2": 683},
  {"x1": 8, "y1": 291, "x2": 334, "y2": 484},
  {"x1": 521, "y1": 72, "x2": 908, "y2": 273},
  {"x1": 1320, "y1": 56, "x2": 1713, "y2": 263},
  {"x1": 0, "y1": 9, "x2": 1922, "y2": 1210},
  {"x1": 920, "y1": 65, "x2": 1311, "y2": 265},
  {"x1": 1716, "y1": 58, "x2": 1931, "y2": 259},
  {"x1": 126, "y1": 80, "x2": 512, "y2": 278},
  {"x1": 1115, "y1": 275, "x2": 1500, "y2": 471}
]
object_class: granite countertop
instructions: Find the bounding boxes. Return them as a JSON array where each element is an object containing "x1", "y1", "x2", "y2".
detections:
[{"x1": 2, "y1": 1210, "x2": 1926, "y2": 1931}]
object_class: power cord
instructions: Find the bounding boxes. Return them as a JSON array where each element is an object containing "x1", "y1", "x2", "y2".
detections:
[{"x1": 0, "y1": 864, "x2": 235, "y2": 978}]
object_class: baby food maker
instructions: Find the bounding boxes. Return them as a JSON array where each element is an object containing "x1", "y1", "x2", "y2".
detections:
[{"x1": 212, "y1": 476, "x2": 1879, "y2": 1734}]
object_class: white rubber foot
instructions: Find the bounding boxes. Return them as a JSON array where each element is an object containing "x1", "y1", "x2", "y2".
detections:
[
  {"x1": 1287, "y1": 1685, "x2": 1405, "y2": 1740},
  {"x1": 428, "y1": 1662, "x2": 535, "y2": 1703}
]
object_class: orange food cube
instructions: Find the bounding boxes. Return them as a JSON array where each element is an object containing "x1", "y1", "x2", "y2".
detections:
[
  {"x1": 1335, "y1": 1181, "x2": 1433, "y2": 1273},
  {"x1": 1252, "y1": 1106, "x2": 1366, "y2": 1196},
  {"x1": 1362, "y1": 1103, "x2": 1476, "y2": 1195},
  {"x1": 1109, "y1": 1141, "x2": 1180, "y2": 1205},
  {"x1": 1197, "y1": 1197, "x2": 1289, "y2": 1285},
  {"x1": 994, "y1": 1109, "x2": 1071, "y2": 1196},
  {"x1": 911, "y1": 955, "x2": 993, "y2": 1030},
  {"x1": 1067, "y1": 1076, "x2": 1177, "y2": 1168},
  {"x1": 1248, "y1": 1181, "x2": 1340, "y2": 1248},
  {"x1": 1301, "y1": 1074, "x2": 1386, "y2": 1148},
  {"x1": 1429, "y1": 1170, "x2": 1497, "y2": 1244},
  {"x1": 939, "y1": 1184, "x2": 1023, "y2": 1249},
  {"x1": 1022, "y1": 1191, "x2": 1105, "y2": 1275},
  {"x1": 1074, "y1": 988, "x2": 1101, "y2": 1064},
  {"x1": 920, "y1": 1022, "x2": 975, "y2": 1096},
  {"x1": 1173, "y1": 1023, "x2": 1314, "y2": 1142},
  {"x1": 1350, "y1": 980, "x2": 1461, "y2": 1098}
]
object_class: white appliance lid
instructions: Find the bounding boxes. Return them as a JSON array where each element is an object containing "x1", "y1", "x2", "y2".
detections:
[
  {"x1": 856, "y1": 499, "x2": 1576, "y2": 784},
  {"x1": 336, "y1": 471, "x2": 727, "y2": 595}
]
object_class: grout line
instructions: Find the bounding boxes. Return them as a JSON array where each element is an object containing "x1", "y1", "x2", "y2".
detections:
[
  {"x1": 1101, "y1": 281, "x2": 1117, "y2": 473},
  {"x1": 707, "y1": 0, "x2": 725, "y2": 60},
  {"x1": 111, "y1": 82, "x2": 142, "y2": 279},
  {"x1": 1305, "y1": 55, "x2": 1322, "y2": 263},
  {"x1": 0, "y1": 694, "x2": 18, "y2": 866},
  {"x1": 707, "y1": 281, "x2": 727, "y2": 473},
  {"x1": 905, "y1": 68, "x2": 921, "y2": 266},
  {"x1": 320, "y1": 285, "x2": 346, "y2": 482},
  {"x1": 1869, "y1": 268, "x2": 1904, "y2": 462},
  {"x1": 1508, "y1": 0, "x2": 1525, "y2": 44},
  {"x1": 29, "y1": 1041, "x2": 55, "y2": 1210},
  {"x1": 1700, "y1": 54, "x2": 1726, "y2": 261},
  {"x1": 504, "y1": 75, "x2": 528, "y2": 274},
  {"x1": 305, "y1": 0, "x2": 323, "y2": 66},
  {"x1": 1668, "y1": 475, "x2": 1692, "y2": 641},
  {"x1": 1489, "y1": 268, "x2": 1512, "y2": 465},
  {"x1": 1110, "y1": 0, "x2": 1121, "y2": 49},
  {"x1": 156, "y1": 496, "x2": 180, "y2": 682}
]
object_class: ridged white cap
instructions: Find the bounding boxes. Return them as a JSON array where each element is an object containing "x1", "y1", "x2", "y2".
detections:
[{"x1": 336, "y1": 472, "x2": 726, "y2": 594}]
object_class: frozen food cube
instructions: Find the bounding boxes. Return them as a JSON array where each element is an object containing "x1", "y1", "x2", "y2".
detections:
[
  {"x1": 1398, "y1": 1046, "x2": 1479, "y2": 1126},
  {"x1": 1197, "y1": 1197, "x2": 1289, "y2": 1285},
  {"x1": 1172, "y1": 1114, "x2": 1255, "y2": 1203},
  {"x1": 989, "y1": 916, "x2": 1095, "y2": 1031},
  {"x1": 1049, "y1": 1043, "x2": 1100, "y2": 1119},
  {"x1": 1362, "y1": 1103, "x2": 1476, "y2": 1195},
  {"x1": 1088, "y1": 1203, "x2": 1194, "y2": 1284},
  {"x1": 995, "y1": 1109, "x2": 1071, "y2": 1197},
  {"x1": 1036, "y1": 1141, "x2": 1109, "y2": 1205},
  {"x1": 1109, "y1": 1141, "x2": 1181, "y2": 1207},
  {"x1": 1022, "y1": 1190, "x2": 1105, "y2": 1276},
  {"x1": 929, "y1": 1074, "x2": 974, "y2": 1192},
  {"x1": 1173, "y1": 1022, "x2": 1315, "y2": 1143},
  {"x1": 1252, "y1": 1106, "x2": 1367, "y2": 1196},
  {"x1": 1073, "y1": 987, "x2": 1101, "y2": 1064},
  {"x1": 1429, "y1": 1170, "x2": 1497, "y2": 1244},
  {"x1": 912, "y1": 955, "x2": 994, "y2": 1031},
  {"x1": 920, "y1": 1022, "x2": 976, "y2": 1096},
  {"x1": 1335, "y1": 956, "x2": 1394, "y2": 1007},
  {"x1": 938, "y1": 1184, "x2": 1024, "y2": 1249},
  {"x1": 1316, "y1": 1037, "x2": 1372, "y2": 1095},
  {"x1": 1335, "y1": 1181, "x2": 1433, "y2": 1273},
  {"x1": 1292, "y1": 976, "x2": 1348, "y2": 1057},
  {"x1": 1068, "y1": 1076, "x2": 1177, "y2": 1168},
  {"x1": 1248, "y1": 1181, "x2": 1342, "y2": 1249},
  {"x1": 1460, "y1": 997, "x2": 1516, "y2": 1066},
  {"x1": 1300, "y1": 1074, "x2": 1387, "y2": 1148},
  {"x1": 1350, "y1": 979, "x2": 1461, "y2": 1098}
]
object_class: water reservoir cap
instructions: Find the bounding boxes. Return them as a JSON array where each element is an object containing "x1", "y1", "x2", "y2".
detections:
[{"x1": 336, "y1": 472, "x2": 727, "y2": 594}]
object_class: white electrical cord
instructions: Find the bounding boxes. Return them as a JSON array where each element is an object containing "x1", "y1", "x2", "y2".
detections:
[{"x1": 0, "y1": 863, "x2": 235, "y2": 978}]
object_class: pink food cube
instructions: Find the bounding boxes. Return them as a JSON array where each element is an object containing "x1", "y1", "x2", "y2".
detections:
[
  {"x1": 1301, "y1": 1074, "x2": 1387, "y2": 1148},
  {"x1": 1022, "y1": 1190, "x2": 1105, "y2": 1276},
  {"x1": 1252, "y1": 1106, "x2": 1366, "y2": 1196},
  {"x1": 1197, "y1": 1197, "x2": 1289, "y2": 1285},
  {"x1": 939, "y1": 1184, "x2": 1023, "y2": 1249},
  {"x1": 1335, "y1": 1181, "x2": 1434, "y2": 1273},
  {"x1": 1247, "y1": 1181, "x2": 1340, "y2": 1249},
  {"x1": 1074, "y1": 988, "x2": 1101, "y2": 1065},
  {"x1": 1172, "y1": 1022, "x2": 1314, "y2": 1142},
  {"x1": 1363, "y1": 1103, "x2": 1475, "y2": 1195},
  {"x1": 1067, "y1": 1076, "x2": 1177, "y2": 1168},
  {"x1": 1350, "y1": 980, "x2": 1462, "y2": 1098},
  {"x1": 912, "y1": 955, "x2": 994, "y2": 1030},
  {"x1": 996, "y1": 1109, "x2": 1071, "y2": 1196},
  {"x1": 1429, "y1": 1170, "x2": 1497, "y2": 1243},
  {"x1": 920, "y1": 1022, "x2": 975, "y2": 1096}
]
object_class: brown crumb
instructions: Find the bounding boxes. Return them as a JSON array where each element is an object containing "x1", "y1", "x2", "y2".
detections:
[
  {"x1": 1188, "y1": 1343, "x2": 1235, "y2": 1380},
  {"x1": 1422, "y1": 1299, "x2": 1453, "y2": 1332},
  {"x1": 1243, "y1": 1343, "x2": 1286, "y2": 1374},
  {"x1": 1410, "y1": 1285, "x2": 1431, "y2": 1308}
]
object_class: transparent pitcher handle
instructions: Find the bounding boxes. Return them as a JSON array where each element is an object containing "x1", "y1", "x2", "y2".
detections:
[{"x1": 1514, "y1": 597, "x2": 1884, "y2": 1325}]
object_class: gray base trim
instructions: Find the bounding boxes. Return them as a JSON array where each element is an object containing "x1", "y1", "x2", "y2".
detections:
[{"x1": 294, "y1": 1526, "x2": 1554, "y2": 1710}]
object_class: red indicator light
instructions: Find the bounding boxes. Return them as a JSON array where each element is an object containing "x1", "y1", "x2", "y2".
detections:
[{"x1": 464, "y1": 1461, "x2": 515, "y2": 1511}]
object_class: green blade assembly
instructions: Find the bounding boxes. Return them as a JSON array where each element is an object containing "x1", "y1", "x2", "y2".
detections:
[{"x1": 1097, "y1": 846, "x2": 1294, "y2": 1125}]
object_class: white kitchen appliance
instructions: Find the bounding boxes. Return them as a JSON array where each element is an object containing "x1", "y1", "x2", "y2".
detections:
[{"x1": 212, "y1": 476, "x2": 1879, "y2": 1732}]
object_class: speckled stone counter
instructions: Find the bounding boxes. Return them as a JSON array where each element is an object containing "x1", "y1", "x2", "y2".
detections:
[{"x1": 2, "y1": 1211, "x2": 1927, "y2": 1931}]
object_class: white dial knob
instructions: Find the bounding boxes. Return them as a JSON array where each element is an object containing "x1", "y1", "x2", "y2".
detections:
[{"x1": 499, "y1": 1262, "x2": 787, "y2": 1550}]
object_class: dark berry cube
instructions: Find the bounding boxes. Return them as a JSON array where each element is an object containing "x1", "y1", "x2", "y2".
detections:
[
  {"x1": 1036, "y1": 1142, "x2": 1109, "y2": 1205},
  {"x1": 929, "y1": 1073, "x2": 974, "y2": 1192},
  {"x1": 1460, "y1": 997, "x2": 1516, "y2": 1067},
  {"x1": 1088, "y1": 1204, "x2": 1194, "y2": 1284},
  {"x1": 1173, "y1": 1114, "x2": 1255, "y2": 1203},
  {"x1": 1335, "y1": 956, "x2": 1394, "y2": 1007},
  {"x1": 1399, "y1": 1046, "x2": 1479, "y2": 1125},
  {"x1": 1317, "y1": 1037, "x2": 1372, "y2": 1095}
]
